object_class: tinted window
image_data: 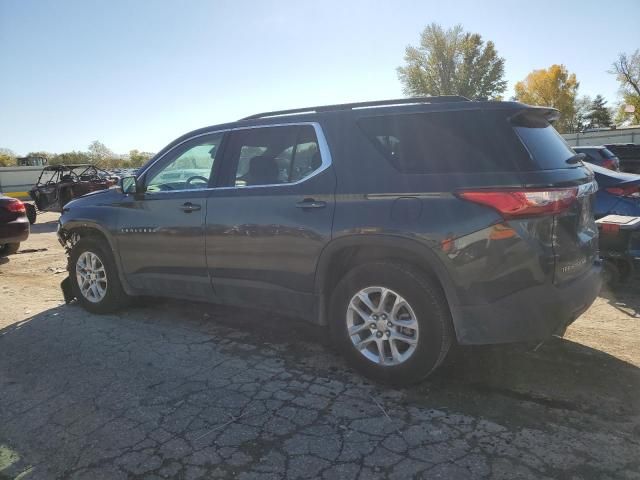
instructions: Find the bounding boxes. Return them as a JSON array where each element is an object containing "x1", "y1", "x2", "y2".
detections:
[
  {"x1": 227, "y1": 125, "x2": 322, "y2": 187},
  {"x1": 358, "y1": 111, "x2": 513, "y2": 173},
  {"x1": 512, "y1": 114, "x2": 574, "y2": 170},
  {"x1": 601, "y1": 148, "x2": 616, "y2": 159}
]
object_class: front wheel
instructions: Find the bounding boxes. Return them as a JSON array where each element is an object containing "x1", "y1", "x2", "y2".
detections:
[
  {"x1": 69, "y1": 237, "x2": 129, "y2": 313},
  {"x1": 330, "y1": 262, "x2": 453, "y2": 385}
]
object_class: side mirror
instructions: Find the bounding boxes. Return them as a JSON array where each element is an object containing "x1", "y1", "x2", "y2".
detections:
[{"x1": 120, "y1": 176, "x2": 142, "y2": 194}]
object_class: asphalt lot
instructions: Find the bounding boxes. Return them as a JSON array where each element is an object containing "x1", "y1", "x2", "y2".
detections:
[{"x1": 0, "y1": 213, "x2": 639, "y2": 479}]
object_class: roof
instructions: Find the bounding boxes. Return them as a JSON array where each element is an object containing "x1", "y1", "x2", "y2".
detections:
[
  {"x1": 240, "y1": 96, "x2": 471, "y2": 120},
  {"x1": 42, "y1": 164, "x2": 94, "y2": 171}
]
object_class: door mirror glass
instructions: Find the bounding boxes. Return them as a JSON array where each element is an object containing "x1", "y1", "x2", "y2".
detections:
[{"x1": 120, "y1": 176, "x2": 138, "y2": 194}]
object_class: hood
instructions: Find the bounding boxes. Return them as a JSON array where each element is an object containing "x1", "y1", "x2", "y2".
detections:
[{"x1": 64, "y1": 187, "x2": 121, "y2": 209}]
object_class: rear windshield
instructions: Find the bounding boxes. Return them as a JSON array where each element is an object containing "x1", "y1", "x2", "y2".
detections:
[
  {"x1": 358, "y1": 110, "x2": 515, "y2": 174},
  {"x1": 511, "y1": 114, "x2": 575, "y2": 170}
]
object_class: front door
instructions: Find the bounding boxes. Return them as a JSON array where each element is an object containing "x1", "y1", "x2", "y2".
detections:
[
  {"x1": 205, "y1": 124, "x2": 336, "y2": 319},
  {"x1": 116, "y1": 132, "x2": 225, "y2": 299}
]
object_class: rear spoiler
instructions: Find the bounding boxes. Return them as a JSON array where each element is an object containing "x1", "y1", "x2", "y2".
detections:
[{"x1": 509, "y1": 106, "x2": 560, "y2": 124}]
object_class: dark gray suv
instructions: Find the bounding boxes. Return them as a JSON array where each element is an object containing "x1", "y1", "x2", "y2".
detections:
[{"x1": 58, "y1": 97, "x2": 602, "y2": 384}]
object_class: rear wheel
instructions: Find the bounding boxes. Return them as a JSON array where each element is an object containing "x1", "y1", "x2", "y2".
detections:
[
  {"x1": 70, "y1": 237, "x2": 129, "y2": 313},
  {"x1": 0, "y1": 243, "x2": 20, "y2": 257},
  {"x1": 329, "y1": 262, "x2": 452, "y2": 385}
]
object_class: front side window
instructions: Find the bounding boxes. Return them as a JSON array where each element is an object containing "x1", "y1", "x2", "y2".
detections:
[
  {"x1": 227, "y1": 125, "x2": 322, "y2": 187},
  {"x1": 146, "y1": 133, "x2": 224, "y2": 192}
]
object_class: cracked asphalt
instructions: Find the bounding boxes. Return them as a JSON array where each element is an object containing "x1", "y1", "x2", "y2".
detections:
[{"x1": 0, "y1": 213, "x2": 639, "y2": 479}]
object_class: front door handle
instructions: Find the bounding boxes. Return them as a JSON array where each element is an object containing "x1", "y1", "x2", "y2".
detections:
[
  {"x1": 180, "y1": 202, "x2": 201, "y2": 213},
  {"x1": 295, "y1": 198, "x2": 326, "y2": 209}
]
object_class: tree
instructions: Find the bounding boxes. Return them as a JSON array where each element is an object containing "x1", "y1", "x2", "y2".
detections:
[
  {"x1": 568, "y1": 95, "x2": 591, "y2": 133},
  {"x1": 87, "y1": 140, "x2": 114, "y2": 166},
  {"x1": 514, "y1": 64, "x2": 579, "y2": 133},
  {"x1": 397, "y1": 23, "x2": 507, "y2": 100},
  {"x1": 584, "y1": 95, "x2": 612, "y2": 129},
  {"x1": 128, "y1": 149, "x2": 154, "y2": 167},
  {"x1": 0, "y1": 148, "x2": 16, "y2": 167},
  {"x1": 50, "y1": 151, "x2": 92, "y2": 166},
  {"x1": 610, "y1": 50, "x2": 640, "y2": 124}
]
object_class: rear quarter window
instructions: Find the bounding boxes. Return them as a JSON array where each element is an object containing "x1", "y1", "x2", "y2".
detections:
[
  {"x1": 511, "y1": 114, "x2": 575, "y2": 170},
  {"x1": 358, "y1": 110, "x2": 516, "y2": 174}
]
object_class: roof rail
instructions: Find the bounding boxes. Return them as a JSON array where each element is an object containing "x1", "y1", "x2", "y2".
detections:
[{"x1": 240, "y1": 96, "x2": 470, "y2": 121}]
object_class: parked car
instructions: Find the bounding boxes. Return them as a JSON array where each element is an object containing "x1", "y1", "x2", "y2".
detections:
[
  {"x1": 58, "y1": 97, "x2": 601, "y2": 384},
  {"x1": 605, "y1": 143, "x2": 640, "y2": 173},
  {"x1": 28, "y1": 164, "x2": 115, "y2": 222},
  {"x1": 573, "y1": 146, "x2": 620, "y2": 171},
  {"x1": 0, "y1": 195, "x2": 29, "y2": 256},
  {"x1": 589, "y1": 163, "x2": 640, "y2": 218}
]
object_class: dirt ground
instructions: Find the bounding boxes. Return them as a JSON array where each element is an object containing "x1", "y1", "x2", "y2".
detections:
[{"x1": 0, "y1": 212, "x2": 639, "y2": 479}]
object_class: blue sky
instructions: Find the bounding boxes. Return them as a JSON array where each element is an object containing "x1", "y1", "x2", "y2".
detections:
[{"x1": 1, "y1": 0, "x2": 638, "y2": 155}]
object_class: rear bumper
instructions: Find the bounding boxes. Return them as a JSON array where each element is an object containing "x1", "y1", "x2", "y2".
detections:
[
  {"x1": 0, "y1": 219, "x2": 29, "y2": 244},
  {"x1": 451, "y1": 263, "x2": 602, "y2": 345}
]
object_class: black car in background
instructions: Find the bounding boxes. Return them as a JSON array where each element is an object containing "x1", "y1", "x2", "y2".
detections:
[
  {"x1": 605, "y1": 143, "x2": 640, "y2": 173},
  {"x1": 58, "y1": 97, "x2": 601, "y2": 384},
  {"x1": 573, "y1": 146, "x2": 620, "y2": 171},
  {"x1": 0, "y1": 195, "x2": 29, "y2": 256}
]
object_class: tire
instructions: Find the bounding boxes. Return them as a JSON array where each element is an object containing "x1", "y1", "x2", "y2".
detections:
[
  {"x1": 69, "y1": 237, "x2": 129, "y2": 313},
  {"x1": 25, "y1": 203, "x2": 37, "y2": 224},
  {"x1": 0, "y1": 243, "x2": 20, "y2": 257},
  {"x1": 329, "y1": 262, "x2": 453, "y2": 385},
  {"x1": 602, "y1": 259, "x2": 620, "y2": 287}
]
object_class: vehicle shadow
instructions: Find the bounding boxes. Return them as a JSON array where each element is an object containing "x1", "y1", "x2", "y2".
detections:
[
  {"x1": 600, "y1": 284, "x2": 640, "y2": 318},
  {"x1": 2, "y1": 300, "x2": 639, "y2": 435}
]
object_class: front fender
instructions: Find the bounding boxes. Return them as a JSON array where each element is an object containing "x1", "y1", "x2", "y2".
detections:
[{"x1": 59, "y1": 204, "x2": 137, "y2": 296}]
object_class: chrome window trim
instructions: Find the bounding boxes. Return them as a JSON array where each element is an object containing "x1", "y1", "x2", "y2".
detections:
[{"x1": 136, "y1": 122, "x2": 332, "y2": 195}]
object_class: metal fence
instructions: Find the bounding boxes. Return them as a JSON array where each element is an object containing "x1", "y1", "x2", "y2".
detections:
[{"x1": 562, "y1": 127, "x2": 640, "y2": 146}]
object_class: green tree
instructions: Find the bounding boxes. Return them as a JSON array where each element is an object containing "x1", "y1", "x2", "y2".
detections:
[
  {"x1": 584, "y1": 95, "x2": 612, "y2": 129},
  {"x1": 87, "y1": 140, "x2": 114, "y2": 166},
  {"x1": 129, "y1": 149, "x2": 154, "y2": 167},
  {"x1": 611, "y1": 50, "x2": 640, "y2": 125},
  {"x1": 514, "y1": 64, "x2": 579, "y2": 133},
  {"x1": 568, "y1": 95, "x2": 591, "y2": 133},
  {"x1": 50, "y1": 151, "x2": 92, "y2": 165},
  {"x1": 397, "y1": 23, "x2": 507, "y2": 100}
]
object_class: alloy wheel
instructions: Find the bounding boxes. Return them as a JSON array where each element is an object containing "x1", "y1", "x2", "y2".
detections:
[
  {"x1": 76, "y1": 251, "x2": 108, "y2": 303},
  {"x1": 346, "y1": 286, "x2": 419, "y2": 366}
]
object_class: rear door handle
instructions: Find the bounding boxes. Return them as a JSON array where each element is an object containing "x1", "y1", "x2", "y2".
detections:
[
  {"x1": 180, "y1": 202, "x2": 201, "y2": 213},
  {"x1": 295, "y1": 199, "x2": 326, "y2": 209}
]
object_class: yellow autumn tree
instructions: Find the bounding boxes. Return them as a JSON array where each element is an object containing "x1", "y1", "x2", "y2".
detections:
[{"x1": 514, "y1": 64, "x2": 579, "y2": 133}]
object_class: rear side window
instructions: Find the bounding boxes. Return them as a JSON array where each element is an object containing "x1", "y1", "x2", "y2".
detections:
[
  {"x1": 511, "y1": 114, "x2": 575, "y2": 170},
  {"x1": 358, "y1": 111, "x2": 513, "y2": 174},
  {"x1": 226, "y1": 125, "x2": 322, "y2": 187},
  {"x1": 601, "y1": 148, "x2": 616, "y2": 159}
]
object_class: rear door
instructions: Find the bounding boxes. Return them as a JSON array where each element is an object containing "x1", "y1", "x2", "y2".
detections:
[
  {"x1": 204, "y1": 123, "x2": 335, "y2": 319},
  {"x1": 510, "y1": 111, "x2": 599, "y2": 284}
]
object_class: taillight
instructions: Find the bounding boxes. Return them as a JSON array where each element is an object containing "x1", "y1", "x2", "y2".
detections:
[
  {"x1": 601, "y1": 159, "x2": 616, "y2": 170},
  {"x1": 5, "y1": 199, "x2": 26, "y2": 214},
  {"x1": 605, "y1": 185, "x2": 640, "y2": 198},
  {"x1": 458, "y1": 188, "x2": 578, "y2": 219}
]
